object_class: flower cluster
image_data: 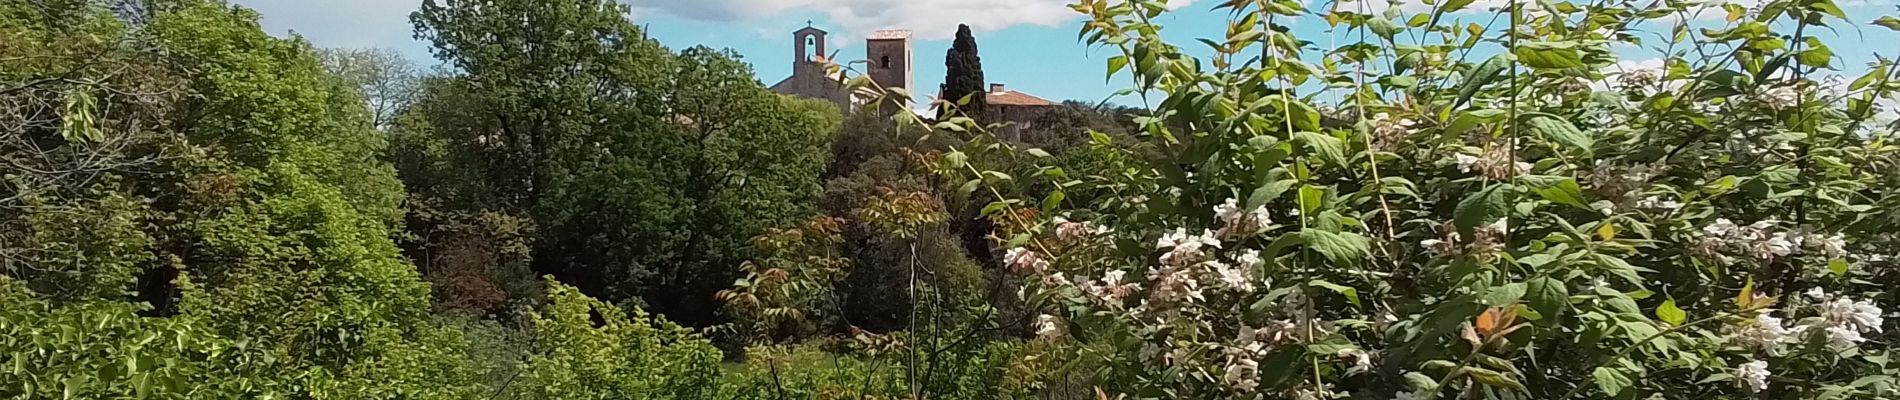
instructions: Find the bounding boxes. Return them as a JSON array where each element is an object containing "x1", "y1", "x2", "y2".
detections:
[
  {"x1": 1454, "y1": 147, "x2": 1533, "y2": 180},
  {"x1": 1367, "y1": 112, "x2": 1418, "y2": 151},
  {"x1": 1725, "y1": 288, "x2": 1886, "y2": 392},
  {"x1": 1808, "y1": 288, "x2": 1885, "y2": 347},
  {"x1": 1005, "y1": 247, "x2": 1050, "y2": 274},
  {"x1": 1077, "y1": 270, "x2": 1140, "y2": 305},
  {"x1": 1054, "y1": 217, "x2": 1110, "y2": 244},
  {"x1": 1698, "y1": 218, "x2": 1796, "y2": 262},
  {"x1": 1212, "y1": 198, "x2": 1272, "y2": 239}
]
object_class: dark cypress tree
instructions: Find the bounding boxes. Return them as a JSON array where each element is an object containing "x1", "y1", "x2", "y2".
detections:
[{"x1": 939, "y1": 24, "x2": 986, "y2": 120}]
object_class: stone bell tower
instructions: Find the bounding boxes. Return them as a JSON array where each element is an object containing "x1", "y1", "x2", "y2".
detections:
[
  {"x1": 865, "y1": 30, "x2": 913, "y2": 109},
  {"x1": 771, "y1": 24, "x2": 852, "y2": 112}
]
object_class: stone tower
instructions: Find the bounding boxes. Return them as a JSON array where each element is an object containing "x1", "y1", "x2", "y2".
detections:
[
  {"x1": 865, "y1": 30, "x2": 913, "y2": 109},
  {"x1": 771, "y1": 25, "x2": 852, "y2": 112},
  {"x1": 793, "y1": 26, "x2": 827, "y2": 64}
]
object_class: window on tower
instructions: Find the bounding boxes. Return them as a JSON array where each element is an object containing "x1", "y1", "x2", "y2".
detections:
[{"x1": 881, "y1": 55, "x2": 890, "y2": 68}]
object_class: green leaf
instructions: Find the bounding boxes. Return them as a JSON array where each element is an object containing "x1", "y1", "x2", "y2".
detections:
[
  {"x1": 1481, "y1": 282, "x2": 1527, "y2": 306},
  {"x1": 1798, "y1": 43, "x2": 1833, "y2": 68},
  {"x1": 1368, "y1": 18, "x2": 1402, "y2": 39},
  {"x1": 1300, "y1": 229, "x2": 1372, "y2": 264},
  {"x1": 1513, "y1": 42, "x2": 1587, "y2": 69},
  {"x1": 1464, "y1": 367, "x2": 1526, "y2": 390},
  {"x1": 1457, "y1": 54, "x2": 1513, "y2": 107},
  {"x1": 1041, "y1": 191, "x2": 1066, "y2": 212},
  {"x1": 1434, "y1": 0, "x2": 1478, "y2": 24},
  {"x1": 1594, "y1": 367, "x2": 1633, "y2": 397},
  {"x1": 956, "y1": 179, "x2": 982, "y2": 200},
  {"x1": 1305, "y1": 334, "x2": 1357, "y2": 354},
  {"x1": 1285, "y1": 97, "x2": 1322, "y2": 131},
  {"x1": 1830, "y1": 259, "x2": 1850, "y2": 276},
  {"x1": 1877, "y1": 16, "x2": 1900, "y2": 31},
  {"x1": 1107, "y1": 55, "x2": 1130, "y2": 81},
  {"x1": 1525, "y1": 275, "x2": 1570, "y2": 322},
  {"x1": 1309, "y1": 279, "x2": 1364, "y2": 308},
  {"x1": 1250, "y1": 179, "x2": 1299, "y2": 209},
  {"x1": 1299, "y1": 185, "x2": 1326, "y2": 215},
  {"x1": 1522, "y1": 175, "x2": 1591, "y2": 211},
  {"x1": 1455, "y1": 184, "x2": 1511, "y2": 238},
  {"x1": 1656, "y1": 298, "x2": 1686, "y2": 326},
  {"x1": 942, "y1": 150, "x2": 969, "y2": 169},
  {"x1": 1293, "y1": 131, "x2": 1347, "y2": 166},
  {"x1": 1527, "y1": 115, "x2": 1593, "y2": 156},
  {"x1": 1447, "y1": 109, "x2": 1508, "y2": 135},
  {"x1": 1593, "y1": 254, "x2": 1646, "y2": 287}
]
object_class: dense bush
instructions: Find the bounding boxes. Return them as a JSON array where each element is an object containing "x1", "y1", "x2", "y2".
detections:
[{"x1": 915, "y1": 0, "x2": 1900, "y2": 398}]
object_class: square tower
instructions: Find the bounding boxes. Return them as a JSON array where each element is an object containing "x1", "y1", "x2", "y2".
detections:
[{"x1": 866, "y1": 30, "x2": 913, "y2": 108}]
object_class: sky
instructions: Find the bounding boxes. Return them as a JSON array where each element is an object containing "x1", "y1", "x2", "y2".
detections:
[{"x1": 232, "y1": 0, "x2": 1899, "y2": 106}]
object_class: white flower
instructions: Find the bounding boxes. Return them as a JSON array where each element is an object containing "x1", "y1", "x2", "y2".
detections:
[
  {"x1": 1805, "y1": 233, "x2": 1848, "y2": 258},
  {"x1": 1735, "y1": 360, "x2": 1771, "y2": 393},
  {"x1": 1157, "y1": 228, "x2": 1190, "y2": 249},
  {"x1": 1805, "y1": 287, "x2": 1829, "y2": 300},
  {"x1": 1103, "y1": 270, "x2": 1127, "y2": 286},
  {"x1": 1224, "y1": 357, "x2": 1260, "y2": 392},
  {"x1": 1236, "y1": 249, "x2": 1263, "y2": 271},
  {"x1": 1211, "y1": 260, "x2": 1253, "y2": 292},
  {"x1": 1454, "y1": 153, "x2": 1481, "y2": 173},
  {"x1": 1760, "y1": 84, "x2": 1801, "y2": 109},
  {"x1": 1393, "y1": 391, "x2": 1424, "y2": 400},
  {"x1": 1704, "y1": 218, "x2": 1740, "y2": 237},
  {"x1": 1213, "y1": 198, "x2": 1272, "y2": 238},
  {"x1": 1819, "y1": 297, "x2": 1884, "y2": 334},
  {"x1": 1158, "y1": 228, "x2": 1221, "y2": 267},
  {"x1": 1826, "y1": 325, "x2": 1866, "y2": 347},
  {"x1": 1042, "y1": 272, "x2": 1071, "y2": 287},
  {"x1": 1055, "y1": 218, "x2": 1098, "y2": 243},
  {"x1": 1004, "y1": 247, "x2": 1050, "y2": 274},
  {"x1": 1635, "y1": 196, "x2": 1682, "y2": 211},
  {"x1": 1754, "y1": 232, "x2": 1795, "y2": 259},
  {"x1": 1339, "y1": 348, "x2": 1373, "y2": 374},
  {"x1": 1730, "y1": 312, "x2": 1794, "y2": 355},
  {"x1": 1035, "y1": 314, "x2": 1064, "y2": 338}
]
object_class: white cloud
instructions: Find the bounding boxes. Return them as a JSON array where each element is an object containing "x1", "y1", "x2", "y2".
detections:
[{"x1": 626, "y1": 0, "x2": 1193, "y2": 40}]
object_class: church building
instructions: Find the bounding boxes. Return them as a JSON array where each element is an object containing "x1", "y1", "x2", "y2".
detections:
[
  {"x1": 769, "y1": 26, "x2": 912, "y2": 113},
  {"x1": 770, "y1": 24, "x2": 1056, "y2": 132}
]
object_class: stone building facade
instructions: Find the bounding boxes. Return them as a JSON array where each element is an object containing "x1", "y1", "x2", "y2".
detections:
[
  {"x1": 769, "y1": 26, "x2": 912, "y2": 113},
  {"x1": 984, "y1": 83, "x2": 1056, "y2": 141},
  {"x1": 770, "y1": 24, "x2": 1055, "y2": 130}
]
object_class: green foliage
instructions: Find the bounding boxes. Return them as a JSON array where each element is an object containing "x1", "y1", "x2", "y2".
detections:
[
  {"x1": 507, "y1": 279, "x2": 723, "y2": 399},
  {"x1": 915, "y1": 0, "x2": 1900, "y2": 398},
  {"x1": 940, "y1": 24, "x2": 988, "y2": 120},
  {"x1": 409, "y1": 0, "x2": 842, "y2": 323}
]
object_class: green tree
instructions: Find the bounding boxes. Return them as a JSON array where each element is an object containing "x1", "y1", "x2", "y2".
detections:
[
  {"x1": 1, "y1": 0, "x2": 484, "y2": 397},
  {"x1": 410, "y1": 0, "x2": 840, "y2": 324},
  {"x1": 938, "y1": 24, "x2": 987, "y2": 120}
]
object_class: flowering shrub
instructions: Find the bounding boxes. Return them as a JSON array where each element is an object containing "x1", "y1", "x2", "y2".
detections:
[{"x1": 880, "y1": 0, "x2": 1900, "y2": 398}]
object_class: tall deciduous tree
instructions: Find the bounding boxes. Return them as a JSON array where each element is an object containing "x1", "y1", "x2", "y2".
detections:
[
  {"x1": 318, "y1": 48, "x2": 422, "y2": 130},
  {"x1": 939, "y1": 24, "x2": 986, "y2": 120},
  {"x1": 408, "y1": 0, "x2": 839, "y2": 325}
]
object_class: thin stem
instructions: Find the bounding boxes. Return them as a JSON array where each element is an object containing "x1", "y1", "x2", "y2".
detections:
[{"x1": 1554, "y1": 313, "x2": 1733, "y2": 399}]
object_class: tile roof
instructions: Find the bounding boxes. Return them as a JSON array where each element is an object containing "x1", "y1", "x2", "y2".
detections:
[{"x1": 988, "y1": 89, "x2": 1054, "y2": 106}]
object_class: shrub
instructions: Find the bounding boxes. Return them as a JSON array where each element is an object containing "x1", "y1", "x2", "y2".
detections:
[{"x1": 903, "y1": 0, "x2": 1900, "y2": 398}]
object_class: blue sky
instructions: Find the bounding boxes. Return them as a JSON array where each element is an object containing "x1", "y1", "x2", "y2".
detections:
[{"x1": 233, "y1": 0, "x2": 1897, "y2": 106}]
